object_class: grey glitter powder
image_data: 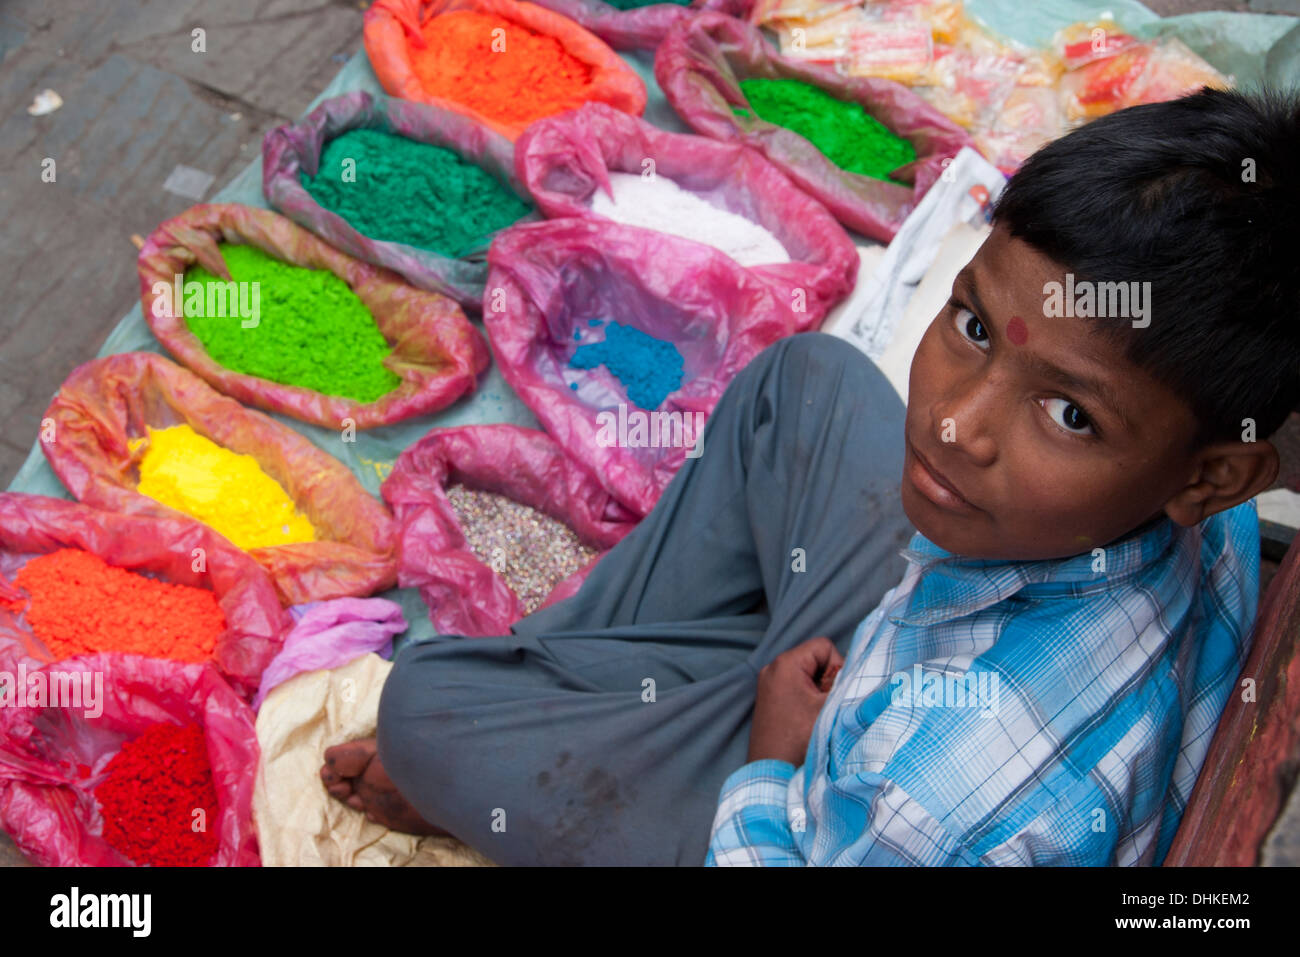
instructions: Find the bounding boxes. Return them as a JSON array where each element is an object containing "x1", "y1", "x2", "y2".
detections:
[{"x1": 445, "y1": 484, "x2": 599, "y2": 615}]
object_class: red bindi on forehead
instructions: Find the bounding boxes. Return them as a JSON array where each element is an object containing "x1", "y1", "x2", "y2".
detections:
[{"x1": 1006, "y1": 315, "x2": 1028, "y2": 346}]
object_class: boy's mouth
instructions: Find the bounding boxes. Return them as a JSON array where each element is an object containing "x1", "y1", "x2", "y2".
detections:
[{"x1": 905, "y1": 440, "x2": 980, "y2": 514}]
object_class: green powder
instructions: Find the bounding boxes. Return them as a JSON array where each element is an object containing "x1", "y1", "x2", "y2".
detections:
[
  {"x1": 300, "y1": 127, "x2": 534, "y2": 258},
  {"x1": 183, "y1": 243, "x2": 402, "y2": 403},
  {"x1": 602, "y1": 0, "x2": 692, "y2": 8},
  {"x1": 732, "y1": 77, "x2": 917, "y2": 183}
]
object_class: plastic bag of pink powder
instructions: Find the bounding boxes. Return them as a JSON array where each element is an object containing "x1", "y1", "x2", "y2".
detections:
[
  {"x1": 515, "y1": 101, "x2": 858, "y2": 329},
  {"x1": 484, "y1": 216, "x2": 796, "y2": 517},
  {"x1": 526, "y1": 0, "x2": 750, "y2": 51},
  {"x1": 0, "y1": 654, "x2": 261, "y2": 866},
  {"x1": 0, "y1": 492, "x2": 288, "y2": 702},
  {"x1": 520, "y1": 0, "x2": 688, "y2": 52},
  {"x1": 654, "y1": 11, "x2": 972, "y2": 242},
  {"x1": 263, "y1": 90, "x2": 539, "y2": 311},
  {"x1": 381, "y1": 424, "x2": 639, "y2": 635},
  {"x1": 253, "y1": 598, "x2": 406, "y2": 709}
]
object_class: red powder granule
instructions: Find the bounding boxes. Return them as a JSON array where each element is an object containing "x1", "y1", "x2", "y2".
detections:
[
  {"x1": 95, "y1": 723, "x2": 221, "y2": 867},
  {"x1": 9, "y1": 549, "x2": 226, "y2": 663},
  {"x1": 411, "y1": 10, "x2": 593, "y2": 127}
]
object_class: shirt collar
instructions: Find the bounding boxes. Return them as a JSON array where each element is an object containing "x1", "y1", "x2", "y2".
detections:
[{"x1": 890, "y1": 517, "x2": 1176, "y2": 627}]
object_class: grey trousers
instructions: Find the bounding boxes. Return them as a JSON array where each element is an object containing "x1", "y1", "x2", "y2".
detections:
[{"x1": 377, "y1": 332, "x2": 914, "y2": 865}]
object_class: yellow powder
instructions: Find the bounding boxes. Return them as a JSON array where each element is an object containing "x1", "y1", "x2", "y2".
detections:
[{"x1": 129, "y1": 424, "x2": 316, "y2": 550}]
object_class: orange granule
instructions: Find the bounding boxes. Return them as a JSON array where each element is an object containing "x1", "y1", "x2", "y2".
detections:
[
  {"x1": 8, "y1": 549, "x2": 226, "y2": 663},
  {"x1": 411, "y1": 10, "x2": 594, "y2": 127}
]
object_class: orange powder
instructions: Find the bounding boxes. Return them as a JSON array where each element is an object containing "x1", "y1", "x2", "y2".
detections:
[
  {"x1": 7, "y1": 549, "x2": 226, "y2": 663},
  {"x1": 411, "y1": 10, "x2": 594, "y2": 127}
]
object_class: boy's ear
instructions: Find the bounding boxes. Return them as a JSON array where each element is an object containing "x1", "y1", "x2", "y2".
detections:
[{"x1": 1163, "y1": 440, "x2": 1280, "y2": 527}]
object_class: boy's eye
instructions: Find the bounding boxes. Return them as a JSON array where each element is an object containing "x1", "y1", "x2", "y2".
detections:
[
  {"x1": 1041, "y1": 397, "x2": 1094, "y2": 436},
  {"x1": 952, "y1": 307, "x2": 989, "y2": 349}
]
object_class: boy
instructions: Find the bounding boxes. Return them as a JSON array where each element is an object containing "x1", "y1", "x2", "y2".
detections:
[{"x1": 321, "y1": 88, "x2": 1295, "y2": 865}]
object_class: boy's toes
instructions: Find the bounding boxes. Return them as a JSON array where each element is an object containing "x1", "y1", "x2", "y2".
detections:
[
  {"x1": 324, "y1": 738, "x2": 377, "y2": 778},
  {"x1": 321, "y1": 738, "x2": 379, "y2": 806}
]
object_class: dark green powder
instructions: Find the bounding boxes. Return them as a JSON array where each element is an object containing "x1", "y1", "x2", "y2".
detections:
[
  {"x1": 183, "y1": 243, "x2": 402, "y2": 403},
  {"x1": 300, "y1": 127, "x2": 533, "y2": 258},
  {"x1": 602, "y1": 0, "x2": 691, "y2": 9},
  {"x1": 731, "y1": 77, "x2": 917, "y2": 183}
]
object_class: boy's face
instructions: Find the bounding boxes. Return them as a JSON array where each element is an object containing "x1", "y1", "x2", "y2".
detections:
[{"x1": 903, "y1": 222, "x2": 1202, "y2": 561}]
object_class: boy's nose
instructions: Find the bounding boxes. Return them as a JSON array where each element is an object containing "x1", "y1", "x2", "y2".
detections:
[{"x1": 930, "y1": 378, "x2": 999, "y2": 467}]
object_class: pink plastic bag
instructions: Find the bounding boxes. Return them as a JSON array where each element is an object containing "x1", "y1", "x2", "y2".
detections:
[
  {"x1": 654, "y1": 11, "x2": 972, "y2": 241},
  {"x1": 521, "y1": 0, "x2": 693, "y2": 52},
  {"x1": 363, "y1": 0, "x2": 648, "y2": 140},
  {"x1": 138, "y1": 203, "x2": 490, "y2": 429},
  {"x1": 515, "y1": 101, "x2": 858, "y2": 328},
  {"x1": 253, "y1": 598, "x2": 406, "y2": 709},
  {"x1": 263, "y1": 91, "x2": 538, "y2": 311},
  {"x1": 0, "y1": 654, "x2": 261, "y2": 866},
  {"x1": 0, "y1": 493, "x2": 288, "y2": 701},
  {"x1": 41, "y1": 352, "x2": 399, "y2": 606},
  {"x1": 512, "y1": 0, "x2": 750, "y2": 52},
  {"x1": 484, "y1": 216, "x2": 795, "y2": 516},
  {"x1": 381, "y1": 424, "x2": 639, "y2": 635}
]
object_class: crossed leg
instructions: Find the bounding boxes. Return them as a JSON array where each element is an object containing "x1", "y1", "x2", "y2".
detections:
[{"x1": 321, "y1": 333, "x2": 913, "y2": 862}]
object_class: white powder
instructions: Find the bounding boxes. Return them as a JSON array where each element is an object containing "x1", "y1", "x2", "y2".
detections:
[{"x1": 590, "y1": 171, "x2": 791, "y2": 267}]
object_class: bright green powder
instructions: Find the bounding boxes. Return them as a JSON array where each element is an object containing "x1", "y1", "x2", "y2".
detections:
[
  {"x1": 183, "y1": 243, "x2": 402, "y2": 403},
  {"x1": 300, "y1": 127, "x2": 533, "y2": 258},
  {"x1": 732, "y1": 77, "x2": 917, "y2": 183}
]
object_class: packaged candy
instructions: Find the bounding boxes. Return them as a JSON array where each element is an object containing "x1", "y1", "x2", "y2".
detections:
[
  {"x1": 839, "y1": 17, "x2": 934, "y2": 83},
  {"x1": 1055, "y1": 19, "x2": 1140, "y2": 71},
  {"x1": 868, "y1": 0, "x2": 963, "y2": 44},
  {"x1": 777, "y1": 8, "x2": 865, "y2": 64},
  {"x1": 913, "y1": 42, "x2": 1021, "y2": 128},
  {"x1": 1126, "y1": 37, "x2": 1231, "y2": 108},
  {"x1": 1060, "y1": 42, "x2": 1151, "y2": 121},
  {"x1": 751, "y1": 0, "x2": 859, "y2": 26},
  {"x1": 973, "y1": 86, "x2": 1066, "y2": 175},
  {"x1": 955, "y1": 16, "x2": 1063, "y2": 86},
  {"x1": 1059, "y1": 34, "x2": 1229, "y2": 123},
  {"x1": 903, "y1": 13, "x2": 1061, "y2": 130}
]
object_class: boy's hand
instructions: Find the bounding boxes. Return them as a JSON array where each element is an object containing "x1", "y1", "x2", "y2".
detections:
[{"x1": 747, "y1": 637, "x2": 845, "y2": 766}]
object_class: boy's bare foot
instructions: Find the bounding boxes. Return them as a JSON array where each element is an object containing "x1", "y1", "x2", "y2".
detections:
[{"x1": 320, "y1": 738, "x2": 448, "y2": 837}]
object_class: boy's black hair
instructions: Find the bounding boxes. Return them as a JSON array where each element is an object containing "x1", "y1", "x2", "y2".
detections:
[{"x1": 992, "y1": 87, "x2": 1300, "y2": 446}]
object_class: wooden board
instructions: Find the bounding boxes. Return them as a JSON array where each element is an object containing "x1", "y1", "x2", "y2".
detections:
[{"x1": 1164, "y1": 535, "x2": 1300, "y2": 866}]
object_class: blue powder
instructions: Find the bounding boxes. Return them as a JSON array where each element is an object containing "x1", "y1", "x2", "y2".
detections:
[{"x1": 569, "y1": 321, "x2": 685, "y2": 410}]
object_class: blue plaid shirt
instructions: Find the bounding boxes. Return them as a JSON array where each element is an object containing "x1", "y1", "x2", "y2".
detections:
[{"x1": 706, "y1": 502, "x2": 1259, "y2": 866}]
